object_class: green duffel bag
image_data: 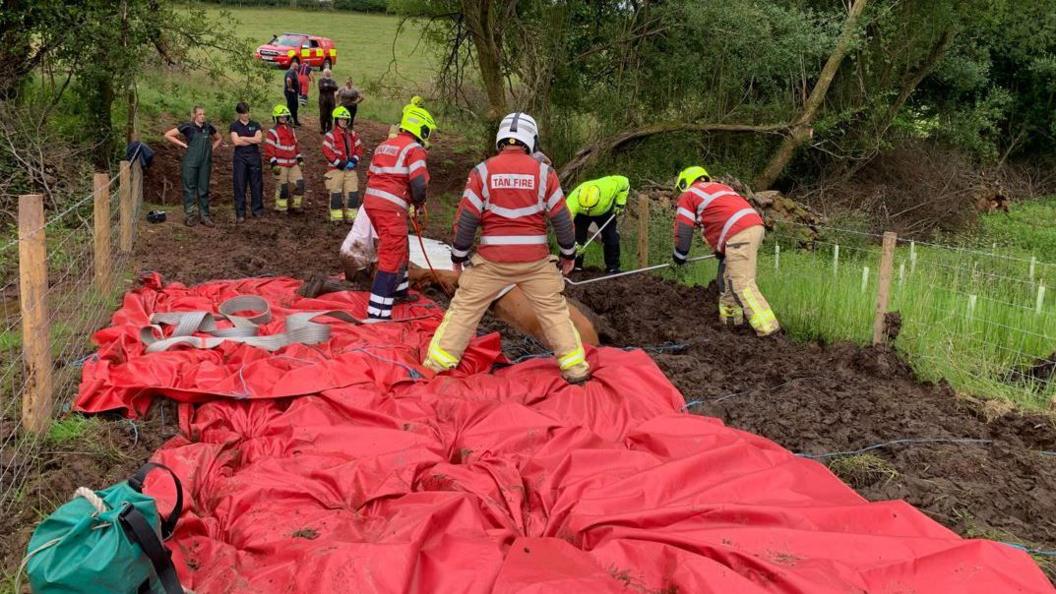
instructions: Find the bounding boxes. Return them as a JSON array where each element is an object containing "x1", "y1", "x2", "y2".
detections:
[{"x1": 22, "y1": 462, "x2": 185, "y2": 594}]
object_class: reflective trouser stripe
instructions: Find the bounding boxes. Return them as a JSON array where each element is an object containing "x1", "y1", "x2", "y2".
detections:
[
  {"x1": 330, "y1": 208, "x2": 344, "y2": 221},
  {"x1": 427, "y1": 316, "x2": 460, "y2": 369},
  {"x1": 275, "y1": 198, "x2": 288, "y2": 211},
  {"x1": 557, "y1": 344, "x2": 586, "y2": 370},
  {"x1": 740, "y1": 286, "x2": 778, "y2": 333}
]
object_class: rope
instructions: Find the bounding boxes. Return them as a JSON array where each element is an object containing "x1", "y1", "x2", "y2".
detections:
[
  {"x1": 409, "y1": 206, "x2": 451, "y2": 297},
  {"x1": 1002, "y1": 542, "x2": 1056, "y2": 557},
  {"x1": 796, "y1": 438, "x2": 994, "y2": 459},
  {"x1": 74, "y1": 486, "x2": 108, "y2": 514}
]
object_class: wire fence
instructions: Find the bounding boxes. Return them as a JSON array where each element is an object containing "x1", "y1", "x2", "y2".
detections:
[
  {"x1": 0, "y1": 160, "x2": 144, "y2": 515},
  {"x1": 578, "y1": 196, "x2": 1056, "y2": 408}
]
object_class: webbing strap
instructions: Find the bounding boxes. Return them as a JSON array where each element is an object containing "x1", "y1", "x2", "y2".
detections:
[
  {"x1": 118, "y1": 506, "x2": 184, "y2": 594},
  {"x1": 140, "y1": 295, "x2": 363, "y2": 353}
]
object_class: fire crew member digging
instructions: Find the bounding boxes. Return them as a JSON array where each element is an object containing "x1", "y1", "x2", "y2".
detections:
[
  {"x1": 322, "y1": 106, "x2": 365, "y2": 223},
  {"x1": 362, "y1": 101, "x2": 435, "y2": 320},
  {"x1": 264, "y1": 105, "x2": 305, "y2": 215},
  {"x1": 672, "y1": 166, "x2": 780, "y2": 337},
  {"x1": 566, "y1": 175, "x2": 629, "y2": 273},
  {"x1": 423, "y1": 112, "x2": 590, "y2": 384}
]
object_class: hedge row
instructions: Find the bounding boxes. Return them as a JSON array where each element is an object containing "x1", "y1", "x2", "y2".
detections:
[{"x1": 203, "y1": 0, "x2": 388, "y2": 13}]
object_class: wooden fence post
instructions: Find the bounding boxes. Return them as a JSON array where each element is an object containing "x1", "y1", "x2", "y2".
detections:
[
  {"x1": 637, "y1": 194, "x2": 649, "y2": 268},
  {"x1": 132, "y1": 159, "x2": 143, "y2": 206},
  {"x1": 872, "y1": 231, "x2": 897, "y2": 345},
  {"x1": 119, "y1": 161, "x2": 133, "y2": 253},
  {"x1": 18, "y1": 194, "x2": 53, "y2": 433},
  {"x1": 94, "y1": 173, "x2": 111, "y2": 293}
]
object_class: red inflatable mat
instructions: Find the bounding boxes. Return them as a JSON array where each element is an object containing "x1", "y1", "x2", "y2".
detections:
[{"x1": 75, "y1": 276, "x2": 1054, "y2": 593}]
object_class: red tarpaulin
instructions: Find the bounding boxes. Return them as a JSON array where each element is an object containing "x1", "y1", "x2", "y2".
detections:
[{"x1": 75, "y1": 276, "x2": 1055, "y2": 593}]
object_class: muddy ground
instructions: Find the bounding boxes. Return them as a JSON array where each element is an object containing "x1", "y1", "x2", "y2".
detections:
[{"x1": 3, "y1": 115, "x2": 1055, "y2": 583}]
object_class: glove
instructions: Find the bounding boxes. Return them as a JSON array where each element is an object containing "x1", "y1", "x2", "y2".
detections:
[
  {"x1": 270, "y1": 159, "x2": 280, "y2": 175},
  {"x1": 350, "y1": 157, "x2": 359, "y2": 169},
  {"x1": 673, "y1": 251, "x2": 688, "y2": 266},
  {"x1": 408, "y1": 204, "x2": 417, "y2": 219},
  {"x1": 336, "y1": 159, "x2": 348, "y2": 170},
  {"x1": 559, "y1": 256, "x2": 575, "y2": 276},
  {"x1": 614, "y1": 205, "x2": 625, "y2": 216},
  {"x1": 296, "y1": 155, "x2": 304, "y2": 166}
]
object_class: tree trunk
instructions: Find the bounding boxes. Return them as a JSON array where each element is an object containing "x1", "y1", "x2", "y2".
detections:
[
  {"x1": 753, "y1": 0, "x2": 869, "y2": 190},
  {"x1": 87, "y1": 71, "x2": 115, "y2": 171},
  {"x1": 559, "y1": 121, "x2": 789, "y2": 184},
  {"x1": 463, "y1": 0, "x2": 508, "y2": 123}
]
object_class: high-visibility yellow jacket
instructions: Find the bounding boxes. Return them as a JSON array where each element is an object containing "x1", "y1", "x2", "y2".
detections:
[{"x1": 566, "y1": 175, "x2": 629, "y2": 217}]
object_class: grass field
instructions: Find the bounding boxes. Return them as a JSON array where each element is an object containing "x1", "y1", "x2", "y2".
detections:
[{"x1": 136, "y1": 6, "x2": 434, "y2": 135}]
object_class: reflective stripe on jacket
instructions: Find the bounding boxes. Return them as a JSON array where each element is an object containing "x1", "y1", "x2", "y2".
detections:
[
  {"x1": 264, "y1": 124, "x2": 301, "y2": 167},
  {"x1": 322, "y1": 127, "x2": 364, "y2": 170},
  {"x1": 673, "y1": 181, "x2": 763, "y2": 256},
  {"x1": 363, "y1": 132, "x2": 428, "y2": 212},
  {"x1": 451, "y1": 146, "x2": 575, "y2": 263}
]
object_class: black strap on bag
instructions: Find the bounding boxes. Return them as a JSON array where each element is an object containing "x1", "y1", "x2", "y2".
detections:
[
  {"x1": 119, "y1": 504, "x2": 184, "y2": 594},
  {"x1": 127, "y1": 462, "x2": 183, "y2": 540}
]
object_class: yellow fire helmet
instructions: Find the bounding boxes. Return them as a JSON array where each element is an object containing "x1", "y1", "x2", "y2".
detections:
[
  {"x1": 675, "y1": 166, "x2": 711, "y2": 192},
  {"x1": 271, "y1": 104, "x2": 292, "y2": 121},
  {"x1": 400, "y1": 104, "x2": 436, "y2": 147},
  {"x1": 332, "y1": 105, "x2": 352, "y2": 122},
  {"x1": 580, "y1": 184, "x2": 601, "y2": 210}
]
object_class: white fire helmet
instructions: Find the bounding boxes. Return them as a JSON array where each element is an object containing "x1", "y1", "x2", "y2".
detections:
[{"x1": 495, "y1": 112, "x2": 539, "y2": 152}]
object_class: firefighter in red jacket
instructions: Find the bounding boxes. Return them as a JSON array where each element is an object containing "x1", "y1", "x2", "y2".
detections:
[
  {"x1": 264, "y1": 105, "x2": 304, "y2": 214},
  {"x1": 322, "y1": 106, "x2": 365, "y2": 223},
  {"x1": 423, "y1": 112, "x2": 590, "y2": 384},
  {"x1": 362, "y1": 102, "x2": 435, "y2": 320},
  {"x1": 672, "y1": 166, "x2": 780, "y2": 336}
]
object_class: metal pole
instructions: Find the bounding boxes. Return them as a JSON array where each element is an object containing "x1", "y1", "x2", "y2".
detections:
[
  {"x1": 577, "y1": 212, "x2": 617, "y2": 254},
  {"x1": 565, "y1": 255, "x2": 714, "y2": 287}
]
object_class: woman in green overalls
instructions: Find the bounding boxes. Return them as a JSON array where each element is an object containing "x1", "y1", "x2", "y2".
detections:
[{"x1": 164, "y1": 106, "x2": 222, "y2": 227}]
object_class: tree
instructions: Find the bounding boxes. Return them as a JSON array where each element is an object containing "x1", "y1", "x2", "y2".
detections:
[{"x1": 753, "y1": 0, "x2": 869, "y2": 190}]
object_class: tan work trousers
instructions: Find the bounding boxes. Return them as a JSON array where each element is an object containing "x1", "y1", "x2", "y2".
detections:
[
  {"x1": 720, "y1": 225, "x2": 780, "y2": 336},
  {"x1": 325, "y1": 169, "x2": 360, "y2": 221},
  {"x1": 273, "y1": 165, "x2": 304, "y2": 211},
  {"x1": 426, "y1": 254, "x2": 588, "y2": 376}
]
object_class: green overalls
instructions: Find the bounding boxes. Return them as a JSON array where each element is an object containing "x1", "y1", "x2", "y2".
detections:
[{"x1": 180, "y1": 122, "x2": 215, "y2": 217}]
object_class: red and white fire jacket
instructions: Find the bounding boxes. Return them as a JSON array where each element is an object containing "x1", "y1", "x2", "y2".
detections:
[
  {"x1": 450, "y1": 146, "x2": 576, "y2": 263},
  {"x1": 322, "y1": 127, "x2": 364, "y2": 171},
  {"x1": 264, "y1": 124, "x2": 301, "y2": 167},
  {"x1": 363, "y1": 132, "x2": 429, "y2": 212},
  {"x1": 674, "y1": 181, "x2": 763, "y2": 256}
]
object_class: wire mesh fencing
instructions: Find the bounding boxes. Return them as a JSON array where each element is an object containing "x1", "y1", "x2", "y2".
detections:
[{"x1": 0, "y1": 160, "x2": 144, "y2": 515}]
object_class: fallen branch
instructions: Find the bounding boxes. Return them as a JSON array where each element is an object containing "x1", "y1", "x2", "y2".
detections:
[{"x1": 558, "y1": 121, "x2": 789, "y2": 184}]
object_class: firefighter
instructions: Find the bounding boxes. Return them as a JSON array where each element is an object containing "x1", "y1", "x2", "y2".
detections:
[
  {"x1": 164, "y1": 105, "x2": 221, "y2": 227},
  {"x1": 566, "y1": 175, "x2": 629, "y2": 273},
  {"x1": 423, "y1": 112, "x2": 590, "y2": 384},
  {"x1": 362, "y1": 101, "x2": 435, "y2": 320},
  {"x1": 264, "y1": 105, "x2": 305, "y2": 214},
  {"x1": 321, "y1": 106, "x2": 365, "y2": 223},
  {"x1": 672, "y1": 166, "x2": 780, "y2": 336}
]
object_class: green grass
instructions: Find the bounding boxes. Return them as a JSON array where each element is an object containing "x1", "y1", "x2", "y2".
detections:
[
  {"x1": 137, "y1": 6, "x2": 434, "y2": 137},
  {"x1": 46, "y1": 415, "x2": 98, "y2": 445}
]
